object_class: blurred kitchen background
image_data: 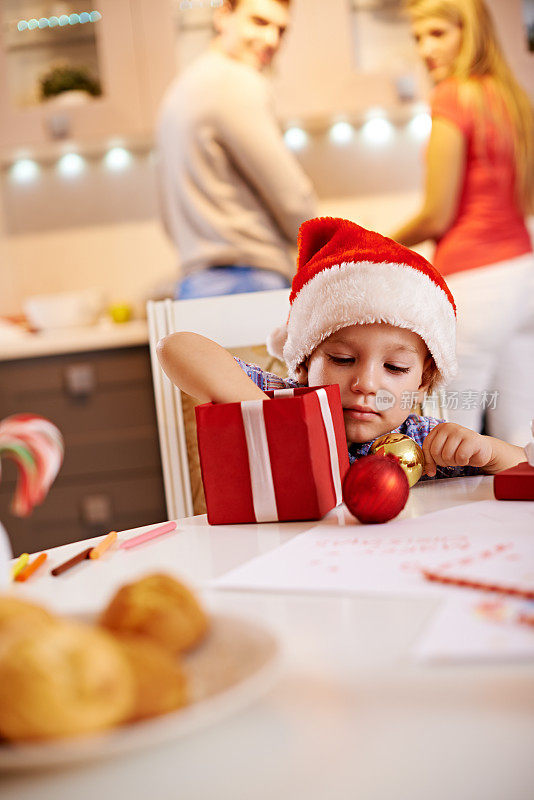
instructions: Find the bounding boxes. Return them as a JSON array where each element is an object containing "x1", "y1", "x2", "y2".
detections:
[
  {"x1": 0, "y1": 0, "x2": 532, "y2": 553},
  {"x1": 1, "y1": 0, "x2": 531, "y2": 320}
]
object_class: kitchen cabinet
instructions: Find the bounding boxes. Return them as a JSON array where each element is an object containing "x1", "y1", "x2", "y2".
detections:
[
  {"x1": 0, "y1": 0, "x2": 176, "y2": 152},
  {"x1": 0, "y1": 344, "x2": 167, "y2": 556}
]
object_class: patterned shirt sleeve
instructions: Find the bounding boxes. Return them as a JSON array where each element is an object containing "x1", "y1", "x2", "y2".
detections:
[
  {"x1": 404, "y1": 414, "x2": 483, "y2": 480},
  {"x1": 234, "y1": 357, "x2": 298, "y2": 392}
]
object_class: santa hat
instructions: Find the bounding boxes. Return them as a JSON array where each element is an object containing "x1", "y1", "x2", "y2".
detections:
[{"x1": 268, "y1": 217, "x2": 457, "y2": 386}]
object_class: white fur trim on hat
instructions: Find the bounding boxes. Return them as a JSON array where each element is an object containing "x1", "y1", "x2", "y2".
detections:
[{"x1": 271, "y1": 260, "x2": 457, "y2": 386}]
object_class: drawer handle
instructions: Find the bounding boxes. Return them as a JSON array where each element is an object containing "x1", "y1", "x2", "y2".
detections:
[
  {"x1": 80, "y1": 493, "x2": 112, "y2": 526},
  {"x1": 64, "y1": 364, "x2": 96, "y2": 398}
]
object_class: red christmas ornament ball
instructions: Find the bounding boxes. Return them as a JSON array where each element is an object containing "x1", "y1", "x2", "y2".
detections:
[{"x1": 342, "y1": 453, "x2": 410, "y2": 524}]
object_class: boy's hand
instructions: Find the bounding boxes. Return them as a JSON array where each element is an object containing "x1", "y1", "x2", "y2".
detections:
[{"x1": 422, "y1": 423, "x2": 493, "y2": 477}]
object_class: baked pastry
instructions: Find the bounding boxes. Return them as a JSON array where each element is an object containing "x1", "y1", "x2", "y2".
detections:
[
  {"x1": 100, "y1": 574, "x2": 208, "y2": 654},
  {"x1": 0, "y1": 619, "x2": 135, "y2": 740},
  {"x1": 113, "y1": 634, "x2": 188, "y2": 721},
  {"x1": 0, "y1": 595, "x2": 56, "y2": 638}
]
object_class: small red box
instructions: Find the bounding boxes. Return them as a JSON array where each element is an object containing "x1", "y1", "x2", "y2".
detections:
[
  {"x1": 195, "y1": 385, "x2": 349, "y2": 525},
  {"x1": 493, "y1": 462, "x2": 534, "y2": 501}
]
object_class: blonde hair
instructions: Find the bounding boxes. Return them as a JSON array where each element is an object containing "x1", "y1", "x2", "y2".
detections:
[{"x1": 405, "y1": 0, "x2": 534, "y2": 213}]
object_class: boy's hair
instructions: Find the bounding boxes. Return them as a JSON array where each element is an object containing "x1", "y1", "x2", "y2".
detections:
[
  {"x1": 421, "y1": 355, "x2": 440, "y2": 395},
  {"x1": 268, "y1": 217, "x2": 457, "y2": 389}
]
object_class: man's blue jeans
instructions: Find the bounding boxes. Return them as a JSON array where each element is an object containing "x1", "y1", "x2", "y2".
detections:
[{"x1": 175, "y1": 265, "x2": 291, "y2": 300}]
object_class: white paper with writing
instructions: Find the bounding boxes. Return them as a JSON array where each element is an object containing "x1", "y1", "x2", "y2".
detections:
[{"x1": 212, "y1": 501, "x2": 534, "y2": 598}]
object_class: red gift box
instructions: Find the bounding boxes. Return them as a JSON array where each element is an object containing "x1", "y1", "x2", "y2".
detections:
[
  {"x1": 493, "y1": 461, "x2": 534, "y2": 501},
  {"x1": 195, "y1": 385, "x2": 349, "y2": 525}
]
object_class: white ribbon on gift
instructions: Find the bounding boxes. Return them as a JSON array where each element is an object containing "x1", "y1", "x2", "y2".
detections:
[
  {"x1": 315, "y1": 389, "x2": 344, "y2": 507},
  {"x1": 240, "y1": 388, "x2": 343, "y2": 522}
]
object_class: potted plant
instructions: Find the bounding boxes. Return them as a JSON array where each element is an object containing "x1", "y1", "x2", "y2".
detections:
[{"x1": 39, "y1": 63, "x2": 102, "y2": 105}]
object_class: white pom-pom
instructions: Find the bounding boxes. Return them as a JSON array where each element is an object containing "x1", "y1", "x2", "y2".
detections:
[{"x1": 266, "y1": 324, "x2": 288, "y2": 360}]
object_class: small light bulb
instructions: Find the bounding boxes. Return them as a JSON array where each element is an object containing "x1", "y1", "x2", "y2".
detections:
[
  {"x1": 284, "y1": 126, "x2": 308, "y2": 151},
  {"x1": 104, "y1": 146, "x2": 132, "y2": 171},
  {"x1": 361, "y1": 117, "x2": 394, "y2": 145},
  {"x1": 329, "y1": 121, "x2": 354, "y2": 145},
  {"x1": 57, "y1": 153, "x2": 86, "y2": 177},
  {"x1": 407, "y1": 111, "x2": 432, "y2": 140},
  {"x1": 10, "y1": 159, "x2": 40, "y2": 184}
]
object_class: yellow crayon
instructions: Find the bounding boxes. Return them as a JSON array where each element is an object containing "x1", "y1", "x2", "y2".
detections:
[
  {"x1": 15, "y1": 552, "x2": 47, "y2": 582},
  {"x1": 11, "y1": 553, "x2": 29, "y2": 580}
]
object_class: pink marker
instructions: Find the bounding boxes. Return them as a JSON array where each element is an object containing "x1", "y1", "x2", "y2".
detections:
[{"x1": 119, "y1": 521, "x2": 177, "y2": 550}]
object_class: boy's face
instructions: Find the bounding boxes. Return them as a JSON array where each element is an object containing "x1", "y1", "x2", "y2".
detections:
[{"x1": 299, "y1": 323, "x2": 432, "y2": 445}]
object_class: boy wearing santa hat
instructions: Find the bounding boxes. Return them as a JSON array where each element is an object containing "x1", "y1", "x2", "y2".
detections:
[{"x1": 157, "y1": 217, "x2": 525, "y2": 478}]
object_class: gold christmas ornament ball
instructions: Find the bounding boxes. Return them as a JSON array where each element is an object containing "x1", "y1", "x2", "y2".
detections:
[{"x1": 369, "y1": 433, "x2": 425, "y2": 487}]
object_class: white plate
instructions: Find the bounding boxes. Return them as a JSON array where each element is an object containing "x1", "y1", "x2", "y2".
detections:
[{"x1": 0, "y1": 613, "x2": 281, "y2": 771}]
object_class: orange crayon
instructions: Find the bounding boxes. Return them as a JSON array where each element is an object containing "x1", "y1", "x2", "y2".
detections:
[
  {"x1": 89, "y1": 531, "x2": 118, "y2": 560},
  {"x1": 15, "y1": 552, "x2": 47, "y2": 582}
]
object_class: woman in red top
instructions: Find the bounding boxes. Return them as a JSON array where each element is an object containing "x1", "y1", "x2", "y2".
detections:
[{"x1": 393, "y1": 0, "x2": 534, "y2": 446}]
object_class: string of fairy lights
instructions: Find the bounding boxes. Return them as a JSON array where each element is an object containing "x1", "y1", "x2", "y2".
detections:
[{"x1": 15, "y1": 11, "x2": 102, "y2": 32}]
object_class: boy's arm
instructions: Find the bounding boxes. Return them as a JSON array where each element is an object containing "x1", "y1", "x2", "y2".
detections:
[
  {"x1": 422, "y1": 423, "x2": 525, "y2": 477},
  {"x1": 482, "y1": 436, "x2": 527, "y2": 475},
  {"x1": 157, "y1": 332, "x2": 269, "y2": 404}
]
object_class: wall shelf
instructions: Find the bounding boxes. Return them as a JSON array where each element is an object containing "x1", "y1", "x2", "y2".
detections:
[{"x1": 6, "y1": 33, "x2": 97, "y2": 52}]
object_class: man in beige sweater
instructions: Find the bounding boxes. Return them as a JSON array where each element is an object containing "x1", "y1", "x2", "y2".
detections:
[{"x1": 156, "y1": 0, "x2": 317, "y2": 299}]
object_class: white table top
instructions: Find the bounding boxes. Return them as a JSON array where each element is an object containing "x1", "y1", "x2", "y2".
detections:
[{"x1": 4, "y1": 476, "x2": 534, "y2": 800}]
